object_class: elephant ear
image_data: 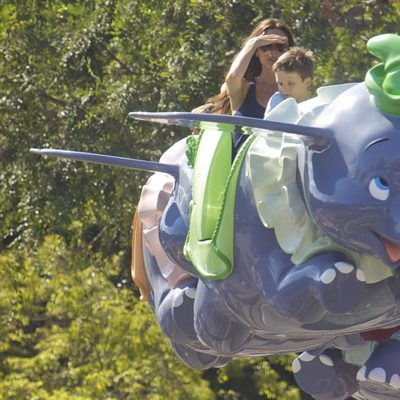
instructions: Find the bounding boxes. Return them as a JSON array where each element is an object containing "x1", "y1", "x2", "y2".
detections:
[{"x1": 365, "y1": 33, "x2": 400, "y2": 116}]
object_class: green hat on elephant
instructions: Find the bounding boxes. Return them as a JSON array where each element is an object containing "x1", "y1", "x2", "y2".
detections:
[{"x1": 365, "y1": 33, "x2": 400, "y2": 116}]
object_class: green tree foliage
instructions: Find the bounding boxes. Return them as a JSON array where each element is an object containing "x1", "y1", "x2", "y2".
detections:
[
  {"x1": 0, "y1": 235, "x2": 214, "y2": 399},
  {"x1": 0, "y1": 0, "x2": 399, "y2": 399}
]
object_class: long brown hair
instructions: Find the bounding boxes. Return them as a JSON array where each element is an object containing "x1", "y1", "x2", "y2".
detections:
[
  {"x1": 243, "y1": 18, "x2": 295, "y2": 80},
  {"x1": 192, "y1": 88, "x2": 231, "y2": 115}
]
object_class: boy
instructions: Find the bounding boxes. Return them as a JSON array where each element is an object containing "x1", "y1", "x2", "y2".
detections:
[{"x1": 265, "y1": 47, "x2": 315, "y2": 114}]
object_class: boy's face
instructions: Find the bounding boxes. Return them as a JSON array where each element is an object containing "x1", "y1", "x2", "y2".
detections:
[{"x1": 275, "y1": 71, "x2": 312, "y2": 103}]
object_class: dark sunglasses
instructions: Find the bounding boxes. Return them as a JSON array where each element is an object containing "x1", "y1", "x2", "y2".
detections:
[{"x1": 259, "y1": 44, "x2": 287, "y2": 53}]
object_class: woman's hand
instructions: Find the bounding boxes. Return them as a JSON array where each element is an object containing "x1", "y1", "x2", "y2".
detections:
[{"x1": 247, "y1": 34, "x2": 288, "y2": 50}]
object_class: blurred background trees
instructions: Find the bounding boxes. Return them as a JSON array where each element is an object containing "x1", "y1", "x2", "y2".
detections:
[{"x1": 1, "y1": 1, "x2": 399, "y2": 398}]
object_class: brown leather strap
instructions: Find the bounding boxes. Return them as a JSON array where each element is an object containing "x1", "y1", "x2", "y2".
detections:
[{"x1": 131, "y1": 209, "x2": 149, "y2": 301}]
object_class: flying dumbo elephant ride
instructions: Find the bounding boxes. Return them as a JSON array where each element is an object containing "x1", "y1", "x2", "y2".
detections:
[{"x1": 31, "y1": 34, "x2": 400, "y2": 400}]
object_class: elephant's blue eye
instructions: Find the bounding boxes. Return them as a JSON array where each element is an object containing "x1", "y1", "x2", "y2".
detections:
[{"x1": 369, "y1": 177, "x2": 389, "y2": 201}]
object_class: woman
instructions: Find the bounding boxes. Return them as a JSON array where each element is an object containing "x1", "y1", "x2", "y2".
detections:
[{"x1": 226, "y1": 18, "x2": 295, "y2": 121}]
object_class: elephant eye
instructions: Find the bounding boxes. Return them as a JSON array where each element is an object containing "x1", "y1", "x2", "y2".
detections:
[{"x1": 369, "y1": 177, "x2": 389, "y2": 201}]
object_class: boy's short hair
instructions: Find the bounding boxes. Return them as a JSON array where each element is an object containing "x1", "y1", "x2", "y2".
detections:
[{"x1": 273, "y1": 47, "x2": 315, "y2": 80}]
